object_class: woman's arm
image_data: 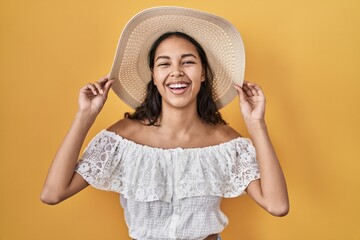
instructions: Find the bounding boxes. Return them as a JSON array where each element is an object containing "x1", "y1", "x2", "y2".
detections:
[
  {"x1": 234, "y1": 82, "x2": 289, "y2": 216},
  {"x1": 40, "y1": 75, "x2": 114, "y2": 205}
]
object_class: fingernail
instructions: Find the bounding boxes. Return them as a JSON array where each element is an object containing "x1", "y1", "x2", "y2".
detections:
[{"x1": 100, "y1": 89, "x2": 104, "y2": 94}]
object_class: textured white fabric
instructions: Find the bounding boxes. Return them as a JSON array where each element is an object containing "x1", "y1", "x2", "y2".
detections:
[{"x1": 75, "y1": 130, "x2": 260, "y2": 240}]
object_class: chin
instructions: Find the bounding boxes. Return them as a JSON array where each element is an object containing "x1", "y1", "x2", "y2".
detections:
[{"x1": 163, "y1": 98, "x2": 196, "y2": 109}]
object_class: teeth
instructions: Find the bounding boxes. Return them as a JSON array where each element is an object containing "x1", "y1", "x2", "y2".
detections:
[{"x1": 168, "y1": 83, "x2": 188, "y2": 89}]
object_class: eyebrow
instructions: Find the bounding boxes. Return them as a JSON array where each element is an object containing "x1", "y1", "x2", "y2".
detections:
[{"x1": 155, "y1": 53, "x2": 197, "y2": 62}]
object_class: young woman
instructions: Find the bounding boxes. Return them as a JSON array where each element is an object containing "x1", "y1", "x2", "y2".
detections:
[{"x1": 41, "y1": 7, "x2": 289, "y2": 240}]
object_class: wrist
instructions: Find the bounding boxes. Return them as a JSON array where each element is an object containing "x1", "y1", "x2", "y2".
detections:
[
  {"x1": 75, "y1": 110, "x2": 97, "y2": 126},
  {"x1": 245, "y1": 119, "x2": 267, "y2": 136}
]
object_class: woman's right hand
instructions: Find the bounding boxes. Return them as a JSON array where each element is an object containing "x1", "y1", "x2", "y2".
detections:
[
  {"x1": 78, "y1": 75, "x2": 114, "y2": 115},
  {"x1": 41, "y1": 75, "x2": 115, "y2": 205}
]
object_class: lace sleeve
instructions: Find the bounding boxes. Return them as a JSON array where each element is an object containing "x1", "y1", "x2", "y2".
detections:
[
  {"x1": 226, "y1": 138, "x2": 261, "y2": 197},
  {"x1": 75, "y1": 130, "x2": 124, "y2": 192}
]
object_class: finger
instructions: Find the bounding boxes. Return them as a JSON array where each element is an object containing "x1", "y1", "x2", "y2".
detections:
[
  {"x1": 93, "y1": 82, "x2": 104, "y2": 94},
  {"x1": 234, "y1": 84, "x2": 246, "y2": 102},
  {"x1": 97, "y1": 74, "x2": 110, "y2": 84},
  {"x1": 249, "y1": 84, "x2": 259, "y2": 96},
  {"x1": 103, "y1": 79, "x2": 115, "y2": 96},
  {"x1": 242, "y1": 83, "x2": 254, "y2": 97},
  {"x1": 245, "y1": 81, "x2": 261, "y2": 89},
  {"x1": 96, "y1": 75, "x2": 112, "y2": 94},
  {"x1": 245, "y1": 81, "x2": 264, "y2": 96},
  {"x1": 247, "y1": 82, "x2": 264, "y2": 97},
  {"x1": 254, "y1": 85, "x2": 264, "y2": 97},
  {"x1": 84, "y1": 83, "x2": 98, "y2": 95},
  {"x1": 233, "y1": 84, "x2": 242, "y2": 95}
]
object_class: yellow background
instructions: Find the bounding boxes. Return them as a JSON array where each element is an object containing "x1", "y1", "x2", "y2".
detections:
[{"x1": 1, "y1": 0, "x2": 359, "y2": 239}]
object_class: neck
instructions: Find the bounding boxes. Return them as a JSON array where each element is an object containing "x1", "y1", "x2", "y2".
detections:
[{"x1": 158, "y1": 102, "x2": 203, "y2": 137}]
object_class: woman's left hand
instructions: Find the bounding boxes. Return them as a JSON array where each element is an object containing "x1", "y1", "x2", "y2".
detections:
[
  {"x1": 234, "y1": 81, "x2": 266, "y2": 123},
  {"x1": 235, "y1": 82, "x2": 289, "y2": 217}
]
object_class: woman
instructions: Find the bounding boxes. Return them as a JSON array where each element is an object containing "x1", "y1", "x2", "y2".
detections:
[{"x1": 41, "y1": 7, "x2": 289, "y2": 240}]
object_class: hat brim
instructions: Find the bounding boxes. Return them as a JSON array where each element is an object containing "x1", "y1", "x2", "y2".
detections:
[{"x1": 109, "y1": 6, "x2": 245, "y2": 109}]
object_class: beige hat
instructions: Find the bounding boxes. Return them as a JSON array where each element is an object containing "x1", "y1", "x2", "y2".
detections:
[{"x1": 109, "y1": 6, "x2": 245, "y2": 109}]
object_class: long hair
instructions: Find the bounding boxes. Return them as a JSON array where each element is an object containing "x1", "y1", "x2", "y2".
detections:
[{"x1": 125, "y1": 32, "x2": 226, "y2": 126}]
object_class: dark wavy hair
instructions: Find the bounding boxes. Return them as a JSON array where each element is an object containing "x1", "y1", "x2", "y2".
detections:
[{"x1": 125, "y1": 32, "x2": 226, "y2": 126}]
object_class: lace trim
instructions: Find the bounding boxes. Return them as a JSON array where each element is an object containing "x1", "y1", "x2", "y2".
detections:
[{"x1": 75, "y1": 130, "x2": 260, "y2": 202}]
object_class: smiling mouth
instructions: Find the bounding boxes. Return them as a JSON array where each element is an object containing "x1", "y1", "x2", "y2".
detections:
[{"x1": 166, "y1": 82, "x2": 191, "y2": 94}]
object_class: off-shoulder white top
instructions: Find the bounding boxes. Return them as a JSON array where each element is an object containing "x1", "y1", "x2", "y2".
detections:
[{"x1": 75, "y1": 130, "x2": 260, "y2": 240}]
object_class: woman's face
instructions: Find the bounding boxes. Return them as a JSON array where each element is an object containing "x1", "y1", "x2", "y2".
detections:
[{"x1": 152, "y1": 36, "x2": 204, "y2": 109}]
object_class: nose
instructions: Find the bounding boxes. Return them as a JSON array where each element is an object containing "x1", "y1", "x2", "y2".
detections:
[
  {"x1": 170, "y1": 65, "x2": 184, "y2": 78},
  {"x1": 170, "y1": 70, "x2": 184, "y2": 78}
]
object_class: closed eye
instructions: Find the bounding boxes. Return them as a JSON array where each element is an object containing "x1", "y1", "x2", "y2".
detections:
[{"x1": 157, "y1": 62, "x2": 170, "y2": 67}]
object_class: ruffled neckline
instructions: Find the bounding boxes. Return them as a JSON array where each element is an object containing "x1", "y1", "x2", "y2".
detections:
[
  {"x1": 102, "y1": 129, "x2": 248, "y2": 152},
  {"x1": 76, "y1": 129, "x2": 260, "y2": 202}
]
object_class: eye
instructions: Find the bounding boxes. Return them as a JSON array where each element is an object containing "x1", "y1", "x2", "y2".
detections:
[
  {"x1": 183, "y1": 61, "x2": 195, "y2": 65},
  {"x1": 157, "y1": 62, "x2": 170, "y2": 67}
]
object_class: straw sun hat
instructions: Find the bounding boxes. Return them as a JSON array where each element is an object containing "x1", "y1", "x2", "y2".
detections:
[{"x1": 109, "y1": 6, "x2": 245, "y2": 109}]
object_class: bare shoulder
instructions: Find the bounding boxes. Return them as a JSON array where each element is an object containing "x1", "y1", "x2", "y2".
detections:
[
  {"x1": 107, "y1": 118, "x2": 143, "y2": 140},
  {"x1": 212, "y1": 124, "x2": 243, "y2": 142}
]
